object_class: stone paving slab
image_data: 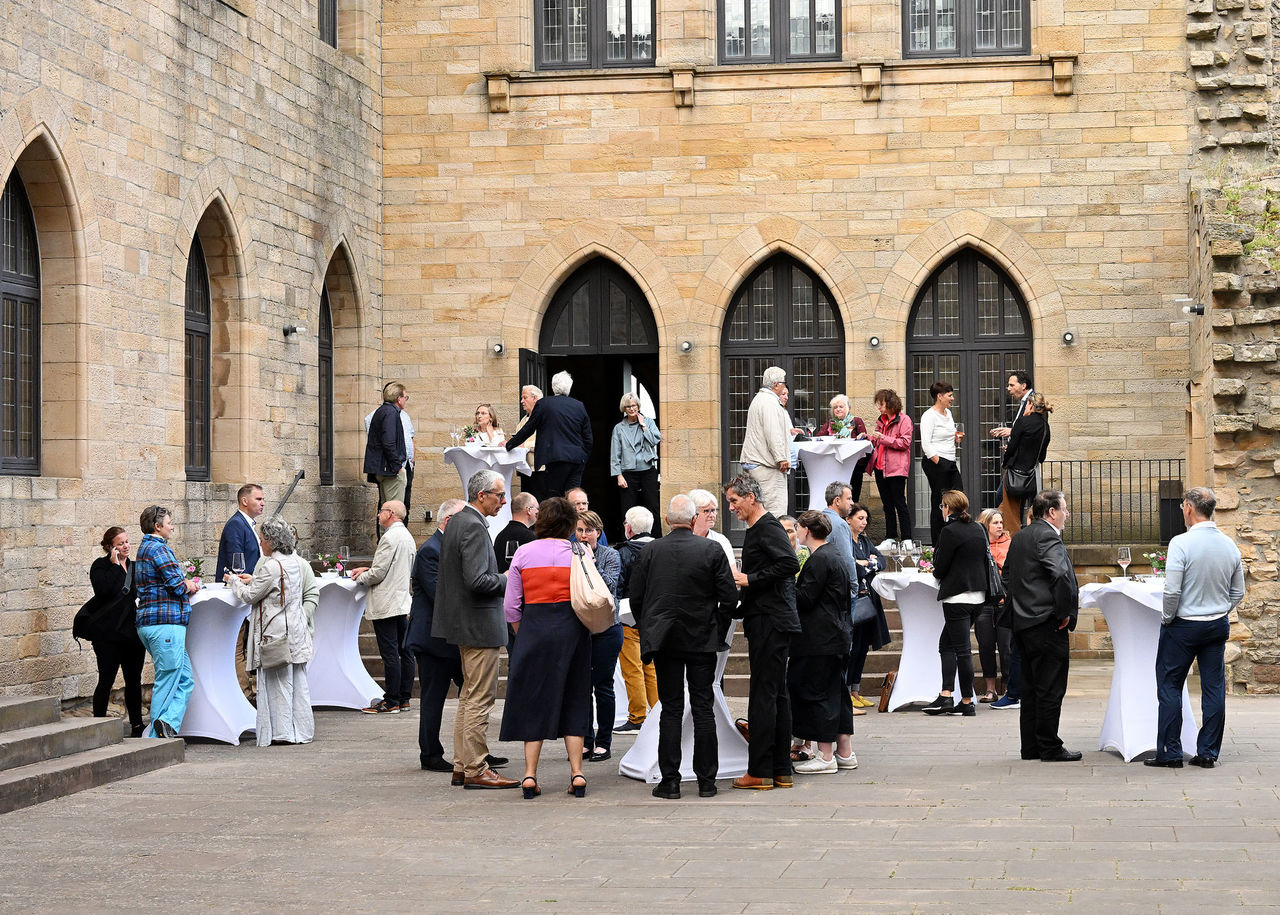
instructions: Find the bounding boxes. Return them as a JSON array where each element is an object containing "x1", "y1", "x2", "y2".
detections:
[{"x1": 2, "y1": 687, "x2": 1279, "y2": 913}]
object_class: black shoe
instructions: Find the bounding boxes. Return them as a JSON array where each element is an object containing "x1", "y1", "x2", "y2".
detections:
[
  {"x1": 421, "y1": 756, "x2": 453, "y2": 772},
  {"x1": 1040, "y1": 748, "x2": 1083, "y2": 762},
  {"x1": 484, "y1": 754, "x2": 509, "y2": 768},
  {"x1": 1143, "y1": 757, "x2": 1184, "y2": 769},
  {"x1": 921, "y1": 695, "x2": 954, "y2": 716},
  {"x1": 589, "y1": 748, "x2": 612, "y2": 762},
  {"x1": 698, "y1": 782, "x2": 718, "y2": 798},
  {"x1": 129, "y1": 725, "x2": 145, "y2": 739},
  {"x1": 652, "y1": 781, "x2": 681, "y2": 799},
  {"x1": 613, "y1": 721, "x2": 643, "y2": 733},
  {"x1": 1189, "y1": 755, "x2": 1216, "y2": 769},
  {"x1": 946, "y1": 700, "x2": 976, "y2": 716}
]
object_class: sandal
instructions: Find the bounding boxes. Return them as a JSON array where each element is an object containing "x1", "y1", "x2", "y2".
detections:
[
  {"x1": 790, "y1": 747, "x2": 813, "y2": 762},
  {"x1": 978, "y1": 692, "x2": 997, "y2": 703},
  {"x1": 521, "y1": 776, "x2": 540, "y2": 799},
  {"x1": 568, "y1": 773, "x2": 587, "y2": 798}
]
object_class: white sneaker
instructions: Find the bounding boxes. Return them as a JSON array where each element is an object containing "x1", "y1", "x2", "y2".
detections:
[
  {"x1": 835, "y1": 752, "x2": 858, "y2": 770},
  {"x1": 794, "y1": 755, "x2": 838, "y2": 774}
]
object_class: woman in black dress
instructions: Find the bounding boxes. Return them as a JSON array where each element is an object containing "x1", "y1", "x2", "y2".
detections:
[
  {"x1": 80, "y1": 527, "x2": 145, "y2": 737},
  {"x1": 846, "y1": 503, "x2": 892, "y2": 710}
]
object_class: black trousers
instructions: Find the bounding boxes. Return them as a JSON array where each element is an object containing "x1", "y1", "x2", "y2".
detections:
[
  {"x1": 939, "y1": 602, "x2": 981, "y2": 699},
  {"x1": 403, "y1": 461, "x2": 415, "y2": 523},
  {"x1": 874, "y1": 471, "x2": 912, "y2": 541},
  {"x1": 541, "y1": 461, "x2": 585, "y2": 500},
  {"x1": 92, "y1": 638, "x2": 146, "y2": 730},
  {"x1": 373, "y1": 616, "x2": 415, "y2": 705},
  {"x1": 654, "y1": 649, "x2": 718, "y2": 786},
  {"x1": 1014, "y1": 619, "x2": 1070, "y2": 758},
  {"x1": 619, "y1": 467, "x2": 661, "y2": 529},
  {"x1": 414, "y1": 650, "x2": 463, "y2": 763},
  {"x1": 743, "y1": 615, "x2": 793, "y2": 779},
  {"x1": 921, "y1": 457, "x2": 963, "y2": 544},
  {"x1": 973, "y1": 604, "x2": 999, "y2": 680},
  {"x1": 848, "y1": 457, "x2": 869, "y2": 504}
]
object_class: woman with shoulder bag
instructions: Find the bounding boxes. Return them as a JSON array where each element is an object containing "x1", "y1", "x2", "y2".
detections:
[
  {"x1": 846, "y1": 504, "x2": 891, "y2": 710},
  {"x1": 226, "y1": 516, "x2": 319, "y2": 746},
  {"x1": 922, "y1": 491, "x2": 991, "y2": 717},
  {"x1": 80, "y1": 527, "x2": 146, "y2": 737},
  {"x1": 1002, "y1": 394, "x2": 1052, "y2": 527}
]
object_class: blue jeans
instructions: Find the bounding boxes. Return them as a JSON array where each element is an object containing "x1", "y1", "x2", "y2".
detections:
[
  {"x1": 137, "y1": 624, "x2": 194, "y2": 736},
  {"x1": 1155, "y1": 615, "x2": 1229, "y2": 761},
  {"x1": 587, "y1": 623, "x2": 625, "y2": 750}
]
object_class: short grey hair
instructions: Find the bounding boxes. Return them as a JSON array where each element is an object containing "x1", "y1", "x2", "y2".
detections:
[
  {"x1": 829, "y1": 394, "x2": 850, "y2": 412},
  {"x1": 723, "y1": 473, "x2": 763, "y2": 504},
  {"x1": 551, "y1": 371, "x2": 573, "y2": 396},
  {"x1": 625, "y1": 505, "x2": 654, "y2": 534},
  {"x1": 619, "y1": 391, "x2": 641, "y2": 413},
  {"x1": 259, "y1": 516, "x2": 297, "y2": 555},
  {"x1": 521, "y1": 384, "x2": 543, "y2": 400},
  {"x1": 1183, "y1": 487, "x2": 1216, "y2": 520},
  {"x1": 438, "y1": 498, "x2": 465, "y2": 522},
  {"x1": 139, "y1": 505, "x2": 171, "y2": 535},
  {"x1": 688, "y1": 488, "x2": 717, "y2": 510},
  {"x1": 467, "y1": 469, "x2": 502, "y2": 502},
  {"x1": 762, "y1": 366, "x2": 786, "y2": 388},
  {"x1": 666, "y1": 494, "x2": 696, "y2": 527},
  {"x1": 825, "y1": 480, "x2": 852, "y2": 507}
]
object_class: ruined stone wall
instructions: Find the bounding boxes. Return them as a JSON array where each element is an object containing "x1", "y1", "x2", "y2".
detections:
[{"x1": 1189, "y1": 0, "x2": 1273, "y2": 152}]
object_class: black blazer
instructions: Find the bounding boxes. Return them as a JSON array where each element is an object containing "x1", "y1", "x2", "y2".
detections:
[
  {"x1": 615, "y1": 533, "x2": 654, "y2": 600},
  {"x1": 505, "y1": 394, "x2": 592, "y2": 466},
  {"x1": 1003, "y1": 411, "x2": 1050, "y2": 471},
  {"x1": 932, "y1": 517, "x2": 991, "y2": 601},
  {"x1": 1002, "y1": 520, "x2": 1079, "y2": 632},
  {"x1": 406, "y1": 530, "x2": 461, "y2": 661},
  {"x1": 792, "y1": 544, "x2": 852, "y2": 658},
  {"x1": 629, "y1": 528, "x2": 737, "y2": 661},
  {"x1": 737, "y1": 513, "x2": 801, "y2": 633},
  {"x1": 215, "y1": 511, "x2": 261, "y2": 581},
  {"x1": 77, "y1": 557, "x2": 141, "y2": 644},
  {"x1": 363, "y1": 402, "x2": 406, "y2": 479}
]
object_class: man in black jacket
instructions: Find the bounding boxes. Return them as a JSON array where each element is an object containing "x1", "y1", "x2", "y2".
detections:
[
  {"x1": 630, "y1": 494, "x2": 738, "y2": 799},
  {"x1": 724, "y1": 474, "x2": 801, "y2": 790},
  {"x1": 615, "y1": 506, "x2": 658, "y2": 732},
  {"x1": 363, "y1": 382, "x2": 408, "y2": 508},
  {"x1": 504, "y1": 370, "x2": 593, "y2": 498},
  {"x1": 1002, "y1": 489, "x2": 1081, "y2": 762}
]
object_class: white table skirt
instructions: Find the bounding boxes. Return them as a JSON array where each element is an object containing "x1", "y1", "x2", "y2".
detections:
[
  {"x1": 618, "y1": 621, "x2": 749, "y2": 783},
  {"x1": 443, "y1": 445, "x2": 531, "y2": 540},
  {"x1": 871, "y1": 571, "x2": 961, "y2": 711},
  {"x1": 1080, "y1": 579, "x2": 1197, "y2": 762},
  {"x1": 179, "y1": 587, "x2": 256, "y2": 745},
  {"x1": 795, "y1": 438, "x2": 872, "y2": 512},
  {"x1": 310, "y1": 576, "x2": 382, "y2": 710}
]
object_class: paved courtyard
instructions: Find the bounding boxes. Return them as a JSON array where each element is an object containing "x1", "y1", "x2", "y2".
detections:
[{"x1": 3, "y1": 680, "x2": 1279, "y2": 913}]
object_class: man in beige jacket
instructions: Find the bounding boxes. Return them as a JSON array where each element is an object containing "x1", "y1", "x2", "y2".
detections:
[
  {"x1": 740, "y1": 365, "x2": 792, "y2": 517},
  {"x1": 350, "y1": 500, "x2": 416, "y2": 713}
]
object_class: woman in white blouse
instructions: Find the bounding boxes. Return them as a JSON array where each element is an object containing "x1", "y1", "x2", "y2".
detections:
[
  {"x1": 471, "y1": 403, "x2": 506, "y2": 445},
  {"x1": 920, "y1": 381, "x2": 965, "y2": 544}
]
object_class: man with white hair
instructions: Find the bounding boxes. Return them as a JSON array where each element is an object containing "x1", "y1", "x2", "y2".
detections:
[
  {"x1": 739, "y1": 366, "x2": 792, "y2": 517},
  {"x1": 513, "y1": 384, "x2": 544, "y2": 497},
  {"x1": 690, "y1": 489, "x2": 738, "y2": 571},
  {"x1": 349, "y1": 500, "x2": 416, "y2": 714},
  {"x1": 506, "y1": 371, "x2": 593, "y2": 500},
  {"x1": 615, "y1": 505, "x2": 658, "y2": 732}
]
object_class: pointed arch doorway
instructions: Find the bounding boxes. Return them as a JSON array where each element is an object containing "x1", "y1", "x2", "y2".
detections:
[
  {"x1": 520, "y1": 258, "x2": 660, "y2": 541},
  {"x1": 905, "y1": 249, "x2": 1032, "y2": 542}
]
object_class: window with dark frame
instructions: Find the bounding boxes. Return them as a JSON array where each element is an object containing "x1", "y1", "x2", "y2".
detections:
[
  {"x1": 536, "y1": 0, "x2": 655, "y2": 69},
  {"x1": 903, "y1": 0, "x2": 1030, "y2": 58},
  {"x1": 318, "y1": 288, "x2": 334, "y2": 486},
  {"x1": 719, "y1": 0, "x2": 840, "y2": 64},
  {"x1": 0, "y1": 172, "x2": 40, "y2": 476},
  {"x1": 318, "y1": 0, "x2": 337, "y2": 48},
  {"x1": 184, "y1": 236, "x2": 212, "y2": 482}
]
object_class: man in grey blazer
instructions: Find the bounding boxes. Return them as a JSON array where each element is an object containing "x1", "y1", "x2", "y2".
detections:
[{"x1": 433, "y1": 469, "x2": 518, "y2": 789}]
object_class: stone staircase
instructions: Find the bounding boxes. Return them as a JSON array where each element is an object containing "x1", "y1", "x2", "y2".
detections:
[{"x1": 0, "y1": 696, "x2": 184, "y2": 815}]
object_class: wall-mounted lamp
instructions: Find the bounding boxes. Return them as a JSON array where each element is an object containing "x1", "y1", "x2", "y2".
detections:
[
  {"x1": 283, "y1": 324, "x2": 306, "y2": 338},
  {"x1": 1182, "y1": 304, "x2": 1206, "y2": 316},
  {"x1": 868, "y1": 335, "x2": 881, "y2": 349},
  {"x1": 1061, "y1": 330, "x2": 1076, "y2": 346},
  {"x1": 679, "y1": 339, "x2": 693, "y2": 354},
  {"x1": 489, "y1": 340, "x2": 505, "y2": 356}
]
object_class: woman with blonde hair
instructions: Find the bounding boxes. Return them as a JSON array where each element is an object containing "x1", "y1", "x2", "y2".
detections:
[{"x1": 471, "y1": 403, "x2": 505, "y2": 445}]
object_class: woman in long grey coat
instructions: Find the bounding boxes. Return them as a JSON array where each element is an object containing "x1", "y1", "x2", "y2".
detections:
[{"x1": 227, "y1": 517, "x2": 319, "y2": 745}]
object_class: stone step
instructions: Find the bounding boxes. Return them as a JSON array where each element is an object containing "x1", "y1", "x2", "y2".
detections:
[
  {"x1": 0, "y1": 718, "x2": 126, "y2": 772},
  {"x1": 0, "y1": 696, "x2": 60, "y2": 733},
  {"x1": 0, "y1": 738, "x2": 185, "y2": 816}
]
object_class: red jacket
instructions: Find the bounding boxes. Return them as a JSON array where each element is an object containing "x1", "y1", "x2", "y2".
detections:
[{"x1": 869, "y1": 412, "x2": 913, "y2": 478}]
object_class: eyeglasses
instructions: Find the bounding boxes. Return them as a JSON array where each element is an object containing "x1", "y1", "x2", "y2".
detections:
[
  {"x1": 699, "y1": 507, "x2": 717, "y2": 515},
  {"x1": 481, "y1": 489, "x2": 507, "y2": 502}
]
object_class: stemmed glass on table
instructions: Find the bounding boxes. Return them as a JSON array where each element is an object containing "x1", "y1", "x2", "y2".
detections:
[
  {"x1": 230, "y1": 552, "x2": 245, "y2": 583},
  {"x1": 1117, "y1": 546, "x2": 1131, "y2": 579},
  {"x1": 339, "y1": 544, "x2": 351, "y2": 578}
]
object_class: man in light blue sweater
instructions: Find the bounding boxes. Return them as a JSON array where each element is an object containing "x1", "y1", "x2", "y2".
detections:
[{"x1": 1147, "y1": 488, "x2": 1245, "y2": 769}]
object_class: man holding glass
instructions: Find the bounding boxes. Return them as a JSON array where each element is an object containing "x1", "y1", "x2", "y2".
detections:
[{"x1": 215, "y1": 483, "x2": 264, "y2": 697}]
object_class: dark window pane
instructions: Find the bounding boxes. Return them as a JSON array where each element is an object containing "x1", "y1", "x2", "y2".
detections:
[
  {"x1": 935, "y1": 262, "x2": 960, "y2": 335},
  {"x1": 608, "y1": 280, "x2": 628, "y2": 346},
  {"x1": 318, "y1": 289, "x2": 334, "y2": 485},
  {"x1": 318, "y1": 0, "x2": 337, "y2": 47},
  {"x1": 0, "y1": 174, "x2": 40, "y2": 475},
  {"x1": 184, "y1": 236, "x2": 211, "y2": 480}
]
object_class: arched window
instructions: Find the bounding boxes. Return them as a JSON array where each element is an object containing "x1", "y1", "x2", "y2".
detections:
[
  {"x1": 184, "y1": 236, "x2": 211, "y2": 482},
  {"x1": 318, "y1": 287, "x2": 334, "y2": 485},
  {"x1": 1, "y1": 172, "x2": 40, "y2": 476},
  {"x1": 720, "y1": 254, "x2": 844, "y2": 537},
  {"x1": 540, "y1": 259, "x2": 657, "y2": 354},
  {"x1": 906, "y1": 249, "x2": 1031, "y2": 536}
]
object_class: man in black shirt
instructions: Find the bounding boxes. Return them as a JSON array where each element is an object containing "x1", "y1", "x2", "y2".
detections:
[{"x1": 493, "y1": 492, "x2": 538, "y2": 572}]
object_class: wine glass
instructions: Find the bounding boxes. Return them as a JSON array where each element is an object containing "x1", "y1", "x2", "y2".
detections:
[
  {"x1": 339, "y1": 544, "x2": 350, "y2": 577},
  {"x1": 889, "y1": 540, "x2": 902, "y2": 572},
  {"x1": 1117, "y1": 546, "x2": 1131, "y2": 579},
  {"x1": 230, "y1": 552, "x2": 245, "y2": 582},
  {"x1": 909, "y1": 541, "x2": 923, "y2": 568}
]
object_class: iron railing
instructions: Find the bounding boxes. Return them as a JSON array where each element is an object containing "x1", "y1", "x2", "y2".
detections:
[{"x1": 1040, "y1": 459, "x2": 1186, "y2": 545}]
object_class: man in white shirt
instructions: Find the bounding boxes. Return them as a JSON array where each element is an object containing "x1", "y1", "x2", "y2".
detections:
[
  {"x1": 739, "y1": 366, "x2": 792, "y2": 517},
  {"x1": 1147, "y1": 488, "x2": 1246, "y2": 769}
]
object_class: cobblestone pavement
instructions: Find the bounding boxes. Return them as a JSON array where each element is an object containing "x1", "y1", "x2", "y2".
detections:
[{"x1": 4, "y1": 681, "x2": 1279, "y2": 913}]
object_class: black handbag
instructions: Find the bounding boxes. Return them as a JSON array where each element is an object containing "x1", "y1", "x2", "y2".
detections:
[
  {"x1": 852, "y1": 594, "x2": 877, "y2": 626},
  {"x1": 1003, "y1": 417, "x2": 1047, "y2": 501},
  {"x1": 985, "y1": 551, "x2": 1006, "y2": 602}
]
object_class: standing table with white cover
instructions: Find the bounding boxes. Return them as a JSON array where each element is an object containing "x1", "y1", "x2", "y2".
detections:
[
  {"x1": 618, "y1": 621, "x2": 749, "y2": 783},
  {"x1": 871, "y1": 570, "x2": 960, "y2": 711},
  {"x1": 442, "y1": 445, "x2": 531, "y2": 539},
  {"x1": 309, "y1": 576, "x2": 382, "y2": 709},
  {"x1": 1080, "y1": 578, "x2": 1197, "y2": 762},
  {"x1": 794, "y1": 438, "x2": 873, "y2": 512},
  {"x1": 177, "y1": 586, "x2": 256, "y2": 744}
]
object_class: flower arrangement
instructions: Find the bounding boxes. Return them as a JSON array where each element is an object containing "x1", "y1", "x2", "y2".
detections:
[
  {"x1": 917, "y1": 546, "x2": 934, "y2": 574},
  {"x1": 318, "y1": 554, "x2": 345, "y2": 575},
  {"x1": 450, "y1": 424, "x2": 478, "y2": 446},
  {"x1": 1143, "y1": 551, "x2": 1167, "y2": 574},
  {"x1": 828, "y1": 418, "x2": 848, "y2": 437},
  {"x1": 184, "y1": 557, "x2": 204, "y2": 586}
]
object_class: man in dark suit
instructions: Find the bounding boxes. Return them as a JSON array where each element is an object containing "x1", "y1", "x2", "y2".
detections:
[
  {"x1": 1002, "y1": 489, "x2": 1081, "y2": 762},
  {"x1": 214, "y1": 483, "x2": 264, "y2": 580},
  {"x1": 504, "y1": 370, "x2": 592, "y2": 499},
  {"x1": 493, "y1": 492, "x2": 538, "y2": 572},
  {"x1": 630, "y1": 494, "x2": 738, "y2": 800},
  {"x1": 432, "y1": 469, "x2": 518, "y2": 790},
  {"x1": 407, "y1": 499, "x2": 466, "y2": 772}
]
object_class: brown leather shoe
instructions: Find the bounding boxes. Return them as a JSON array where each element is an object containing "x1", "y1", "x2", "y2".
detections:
[
  {"x1": 451, "y1": 770, "x2": 464, "y2": 786},
  {"x1": 732, "y1": 774, "x2": 774, "y2": 790},
  {"x1": 463, "y1": 768, "x2": 520, "y2": 789}
]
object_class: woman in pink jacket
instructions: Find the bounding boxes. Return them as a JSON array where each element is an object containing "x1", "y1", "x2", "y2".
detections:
[{"x1": 867, "y1": 389, "x2": 915, "y2": 541}]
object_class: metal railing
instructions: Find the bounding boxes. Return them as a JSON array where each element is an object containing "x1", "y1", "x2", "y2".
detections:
[{"x1": 1040, "y1": 459, "x2": 1186, "y2": 545}]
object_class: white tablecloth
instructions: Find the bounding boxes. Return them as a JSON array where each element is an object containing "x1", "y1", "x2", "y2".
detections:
[
  {"x1": 795, "y1": 438, "x2": 872, "y2": 512},
  {"x1": 1080, "y1": 579, "x2": 1197, "y2": 762},
  {"x1": 442, "y1": 445, "x2": 531, "y2": 539},
  {"x1": 871, "y1": 571, "x2": 961, "y2": 711},
  {"x1": 178, "y1": 586, "x2": 256, "y2": 744},
  {"x1": 309, "y1": 576, "x2": 382, "y2": 709},
  {"x1": 618, "y1": 621, "x2": 749, "y2": 783}
]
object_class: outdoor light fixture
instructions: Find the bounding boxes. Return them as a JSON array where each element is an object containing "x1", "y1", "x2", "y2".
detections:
[
  {"x1": 283, "y1": 324, "x2": 306, "y2": 338},
  {"x1": 1062, "y1": 330, "x2": 1076, "y2": 346},
  {"x1": 489, "y1": 340, "x2": 505, "y2": 356},
  {"x1": 1182, "y1": 304, "x2": 1206, "y2": 316},
  {"x1": 868, "y1": 335, "x2": 881, "y2": 349},
  {"x1": 679, "y1": 339, "x2": 693, "y2": 354}
]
